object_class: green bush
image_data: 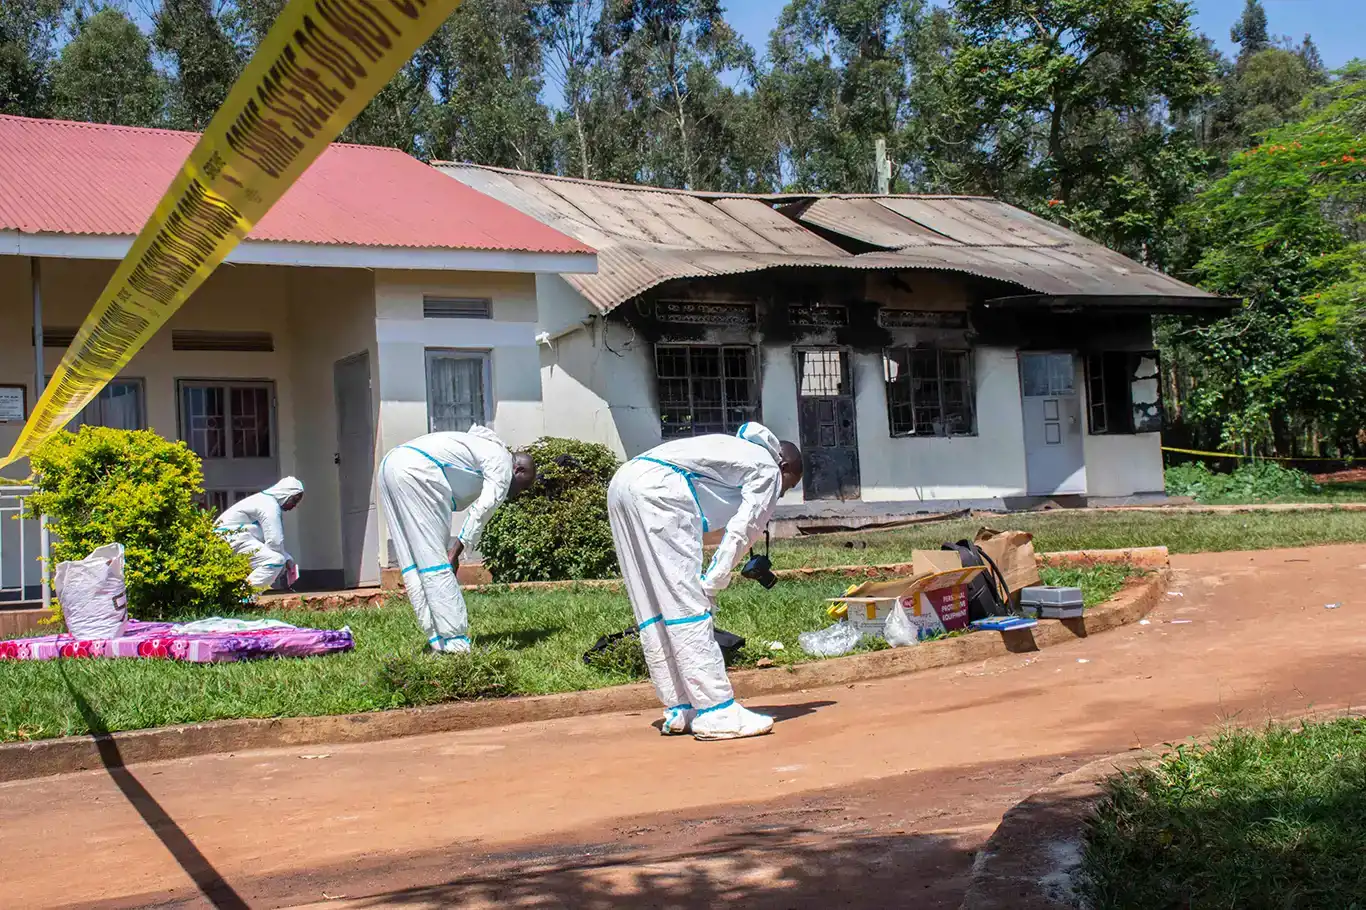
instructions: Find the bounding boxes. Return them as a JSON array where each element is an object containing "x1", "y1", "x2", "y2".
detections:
[
  {"x1": 375, "y1": 649, "x2": 514, "y2": 705},
  {"x1": 1165, "y1": 460, "x2": 1321, "y2": 504},
  {"x1": 479, "y1": 437, "x2": 621, "y2": 583},
  {"x1": 25, "y1": 427, "x2": 251, "y2": 620}
]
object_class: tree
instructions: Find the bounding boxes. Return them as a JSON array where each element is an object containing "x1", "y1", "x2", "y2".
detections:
[
  {"x1": 0, "y1": 0, "x2": 64, "y2": 117},
  {"x1": 428, "y1": 0, "x2": 553, "y2": 169},
  {"x1": 338, "y1": 61, "x2": 438, "y2": 155},
  {"x1": 592, "y1": 0, "x2": 771, "y2": 190},
  {"x1": 153, "y1": 0, "x2": 242, "y2": 130},
  {"x1": 52, "y1": 6, "x2": 164, "y2": 127},
  {"x1": 1166, "y1": 64, "x2": 1366, "y2": 455},
  {"x1": 762, "y1": 0, "x2": 944, "y2": 193},
  {"x1": 539, "y1": 0, "x2": 604, "y2": 177},
  {"x1": 937, "y1": 0, "x2": 1217, "y2": 266},
  {"x1": 1230, "y1": 0, "x2": 1269, "y2": 62},
  {"x1": 1297, "y1": 34, "x2": 1326, "y2": 83}
]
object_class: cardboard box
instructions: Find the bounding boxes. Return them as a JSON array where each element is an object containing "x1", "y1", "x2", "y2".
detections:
[
  {"x1": 829, "y1": 566, "x2": 985, "y2": 641},
  {"x1": 911, "y1": 549, "x2": 963, "y2": 576}
]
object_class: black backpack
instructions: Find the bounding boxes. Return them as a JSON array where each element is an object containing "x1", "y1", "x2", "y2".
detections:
[{"x1": 941, "y1": 540, "x2": 1011, "y2": 621}]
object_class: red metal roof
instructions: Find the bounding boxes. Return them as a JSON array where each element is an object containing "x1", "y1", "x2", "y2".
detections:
[{"x1": 0, "y1": 115, "x2": 593, "y2": 255}]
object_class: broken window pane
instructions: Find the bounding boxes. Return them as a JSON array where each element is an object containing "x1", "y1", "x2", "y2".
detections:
[
  {"x1": 883, "y1": 347, "x2": 976, "y2": 437},
  {"x1": 1130, "y1": 354, "x2": 1162, "y2": 434},
  {"x1": 1084, "y1": 351, "x2": 1163, "y2": 435}
]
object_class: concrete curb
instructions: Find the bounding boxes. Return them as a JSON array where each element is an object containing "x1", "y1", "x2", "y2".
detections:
[
  {"x1": 0, "y1": 565, "x2": 1168, "y2": 784},
  {"x1": 260, "y1": 547, "x2": 1170, "y2": 609},
  {"x1": 958, "y1": 752, "x2": 1146, "y2": 910},
  {"x1": 958, "y1": 704, "x2": 1366, "y2": 910}
]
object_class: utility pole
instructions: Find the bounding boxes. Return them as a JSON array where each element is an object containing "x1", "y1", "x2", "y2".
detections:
[{"x1": 874, "y1": 138, "x2": 892, "y2": 194}]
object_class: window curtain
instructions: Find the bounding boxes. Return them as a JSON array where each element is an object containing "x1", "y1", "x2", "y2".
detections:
[{"x1": 428, "y1": 356, "x2": 485, "y2": 432}]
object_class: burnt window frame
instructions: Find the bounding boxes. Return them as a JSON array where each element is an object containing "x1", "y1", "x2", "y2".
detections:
[
  {"x1": 1085, "y1": 351, "x2": 1163, "y2": 436},
  {"x1": 883, "y1": 346, "x2": 977, "y2": 438},
  {"x1": 654, "y1": 343, "x2": 760, "y2": 439}
]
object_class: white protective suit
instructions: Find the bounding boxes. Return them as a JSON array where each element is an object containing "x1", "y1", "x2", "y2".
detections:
[
  {"x1": 214, "y1": 477, "x2": 304, "y2": 591},
  {"x1": 608, "y1": 422, "x2": 785, "y2": 738},
  {"x1": 378, "y1": 426, "x2": 513, "y2": 653}
]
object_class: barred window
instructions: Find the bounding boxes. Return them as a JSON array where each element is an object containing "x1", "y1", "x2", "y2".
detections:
[
  {"x1": 884, "y1": 348, "x2": 975, "y2": 437},
  {"x1": 656, "y1": 344, "x2": 759, "y2": 438}
]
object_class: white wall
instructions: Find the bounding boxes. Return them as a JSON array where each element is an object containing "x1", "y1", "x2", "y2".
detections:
[
  {"x1": 285, "y1": 268, "x2": 379, "y2": 578},
  {"x1": 536, "y1": 274, "x2": 661, "y2": 459},
  {"x1": 1083, "y1": 432, "x2": 1165, "y2": 497},
  {"x1": 757, "y1": 344, "x2": 805, "y2": 506},
  {"x1": 373, "y1": 270, "x2": 546, "y2": 566},
  {"x1": 851, "y1": 346, "x2": 1030, "y2": 502}
]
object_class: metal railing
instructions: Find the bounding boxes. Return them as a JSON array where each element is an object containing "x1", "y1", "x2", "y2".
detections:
[{"x1": 0, "y1": 485, "x2": 50, "y2": 607}]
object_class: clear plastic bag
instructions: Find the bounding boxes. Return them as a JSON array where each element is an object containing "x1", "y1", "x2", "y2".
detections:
[
  {"x1": 883, "y1": 602, "x2": 919, "y2": 649},
  {"x1": 798, "y1": 621, "x2": 864, "y2": 658}
]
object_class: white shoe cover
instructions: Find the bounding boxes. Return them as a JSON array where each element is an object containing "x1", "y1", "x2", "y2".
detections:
[
  {"x1": 428, "y1": 636, "x2": 472, "y2": 655},
  {"x1": 691, "y1": 701, "x2": 774, "y2": 741},
  {"x1": 661, "y1": 705, "x2": 696, "y2": 735}
]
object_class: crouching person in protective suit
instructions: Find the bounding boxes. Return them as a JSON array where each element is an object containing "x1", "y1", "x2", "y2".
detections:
[
  {"x1": 215, "y1": 477, "x2": 304, "y2": 594},
  {"x1": 608, "y1": 423, "x2": 803, "y2": 740}
]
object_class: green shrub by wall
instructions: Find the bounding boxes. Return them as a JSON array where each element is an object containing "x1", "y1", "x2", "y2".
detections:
[
  {"x1": 478, "y1": 437, "x2": 621, "y2": 583},
  {"x1": 26, "y1": 427, "x2": 251, "y2": 619},
  {"x1": 1165, "y1": 460, "x2": 1321, "y2": 504}
]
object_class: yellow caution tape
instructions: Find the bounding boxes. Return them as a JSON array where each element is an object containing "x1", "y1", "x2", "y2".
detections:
[
  {"x1": 2, "y1": 0, "x2": 465, "y2": 469},
  {"x1": 1162, "y1": 447, "x2": 1359, "y2": 463}
]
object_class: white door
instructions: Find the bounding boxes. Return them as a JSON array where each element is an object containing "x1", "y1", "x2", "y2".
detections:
[
  {"x1": 1019, "y1": 353, "x2": 1086, "y2": 496},
  {"x1": 334, "y1": 353, "x2": 378, "y2": 588}
]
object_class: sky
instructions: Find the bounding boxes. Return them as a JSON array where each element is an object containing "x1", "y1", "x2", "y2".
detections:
[{"x1": 727, "y1": 0, "x2": 1363, "y2": 70}]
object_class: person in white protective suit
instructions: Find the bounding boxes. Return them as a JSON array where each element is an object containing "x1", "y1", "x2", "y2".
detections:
[
  {"x1": 608, "y1": 422, "x2": 804, "y2": 741},
  {"x1": 379, "y1": 426, "x2": 537, "y2": 654},
  {"x1": 214, "y1": 477, "x2": 305, "y2": 593}
]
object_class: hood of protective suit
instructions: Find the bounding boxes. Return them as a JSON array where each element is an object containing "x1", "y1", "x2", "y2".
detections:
[
  {"x1": 736, "y1": 423, "x2": 781, "y2": 462},
  {"x1": 263, "y1": 476, "x2": 304, "y2": 505},
  {"x1": 467, "y1": 425, "x2": 507, "y2": 448}
]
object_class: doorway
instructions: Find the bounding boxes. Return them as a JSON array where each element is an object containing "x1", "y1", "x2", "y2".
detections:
[
  {"x1": 795, "y1": 348, "x2": 861, "y2": 501},
  {"x1": 334, "y1": 353, "x2": 378, "y2": 588},
  {"x1": 1018, "y1": 352, "x2": 1087, "y2": 496}
]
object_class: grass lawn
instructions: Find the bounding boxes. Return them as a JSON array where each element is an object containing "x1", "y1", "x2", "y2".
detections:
[
  {"x1": 0, "y1": 564, "x2": 1133, "y2": 744},
  {"x1": 771, "y1": 507, "x2": 1366, "y2": 570},
  {"x1": 1083, "y1": 719, "x2": 1366, "y2": 909}
]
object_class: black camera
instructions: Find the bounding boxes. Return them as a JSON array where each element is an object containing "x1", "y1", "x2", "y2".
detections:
[{"x1": 740, "y1": 530, "x2": 777, "y2": 589}]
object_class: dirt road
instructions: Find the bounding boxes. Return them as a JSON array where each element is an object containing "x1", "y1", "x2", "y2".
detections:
[{"x1": 3, "y1": 546, "x2": 1364, "y2": 910}]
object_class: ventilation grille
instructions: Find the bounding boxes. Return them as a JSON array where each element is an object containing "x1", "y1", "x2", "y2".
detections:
[
  {"x1": 424, "y1": 297, "x2": 492, "y2": 319},
  {"x1": 34, "y1": 327, "x2": 77, "y2": 348},
  {"x1": 172, "y1": 330, "x2": 275, "y2": 352}
]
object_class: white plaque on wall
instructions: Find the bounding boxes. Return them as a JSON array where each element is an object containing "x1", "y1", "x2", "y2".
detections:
[{"x1": 0, "y1": 385, "x2": 26, "y2": 423}]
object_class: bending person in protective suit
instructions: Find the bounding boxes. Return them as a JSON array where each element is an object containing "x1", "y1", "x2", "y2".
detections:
[
  {"x1": 609, "y1": 423, "x2": 803, "y2": 741},
  {"x1": 379, "y1": 426, "x2": 537, "y2": 654},
  {"x1": 215, "y1": 477, "x2": 305, "y2": 592}
]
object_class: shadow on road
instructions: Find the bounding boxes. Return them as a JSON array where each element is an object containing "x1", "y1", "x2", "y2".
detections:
[
  {"x1": 59, "y1": 663, "x2": 248, "y2": 910},
  {"x1": 298, "y1": 825, "x2": 973, "y2": 909}
]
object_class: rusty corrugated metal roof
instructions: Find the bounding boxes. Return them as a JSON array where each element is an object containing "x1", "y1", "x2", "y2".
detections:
[{"x1": 435, "y1": 162, "x2": 1221, "y2": 313}]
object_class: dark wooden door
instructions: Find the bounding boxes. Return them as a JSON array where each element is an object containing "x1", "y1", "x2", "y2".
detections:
[{"x1": 796, "y1": 349, "x2": 861, "y2": 500}]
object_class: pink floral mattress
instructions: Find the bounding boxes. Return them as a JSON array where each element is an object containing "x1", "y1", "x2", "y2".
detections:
[{"x1": 0, "y1": 620, "x2": 354, "y2": 664}]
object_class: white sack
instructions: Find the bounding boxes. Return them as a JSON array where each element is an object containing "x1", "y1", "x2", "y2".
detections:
[{"x1": 55, "y1": 543, "x2": 128, "y2": 640}]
